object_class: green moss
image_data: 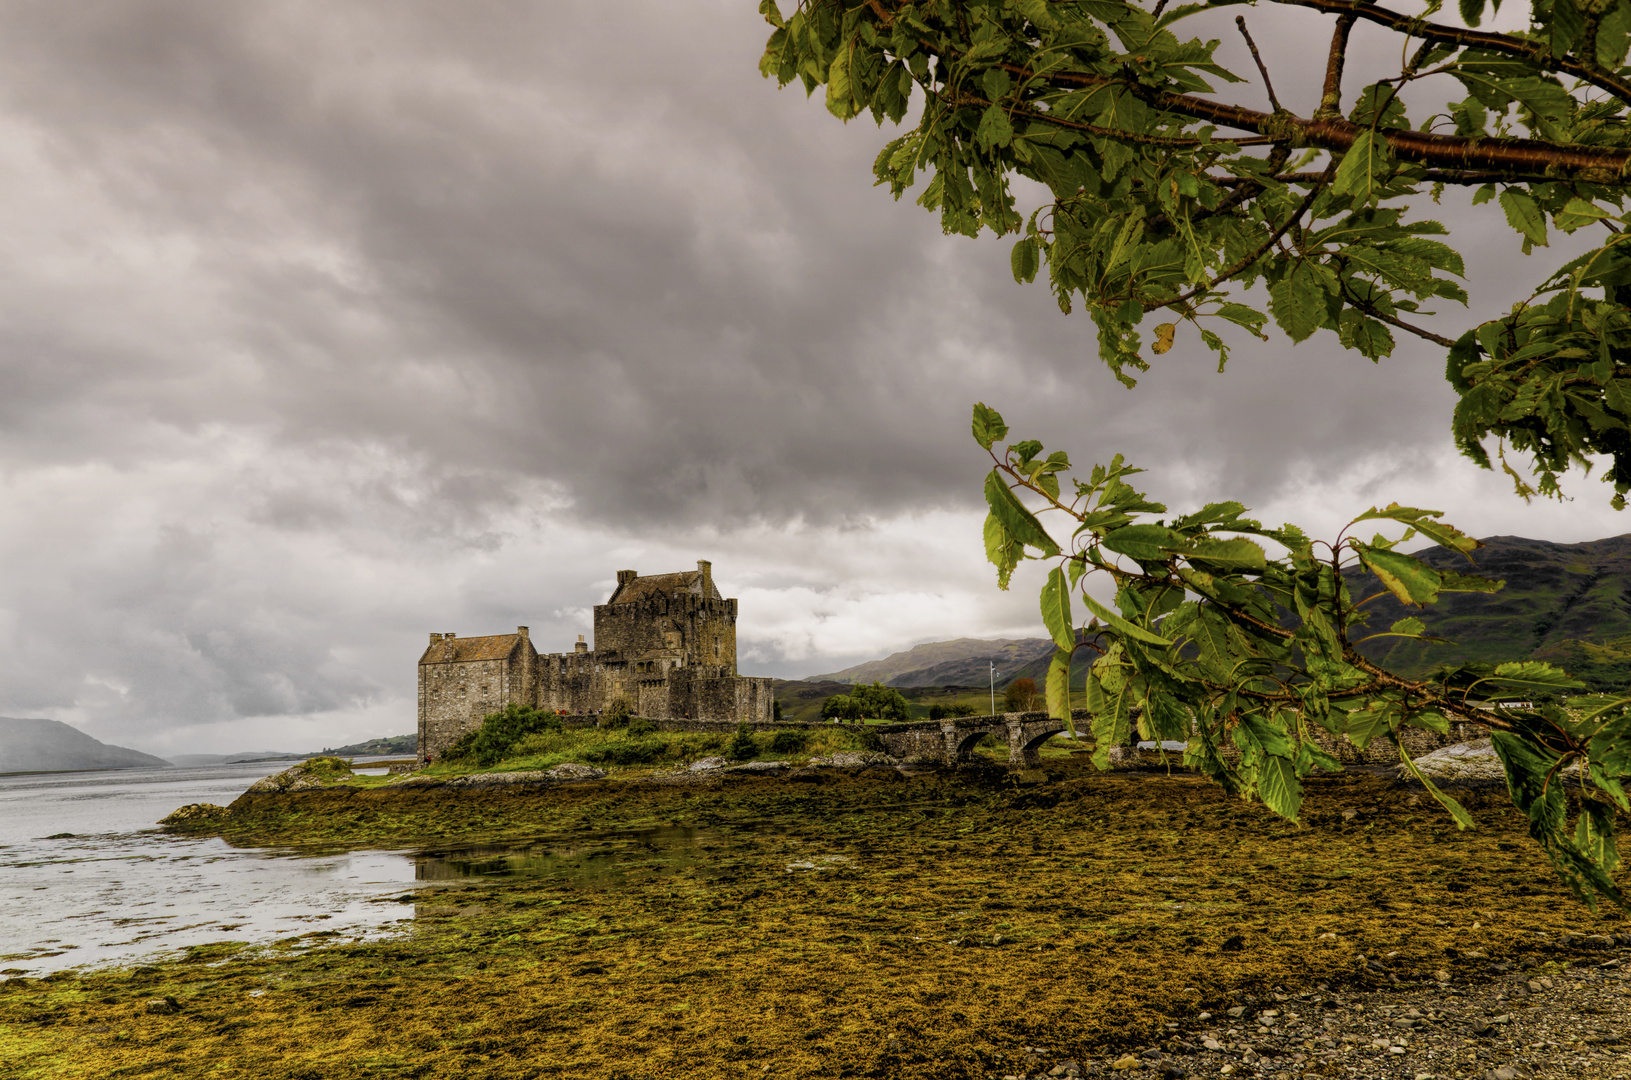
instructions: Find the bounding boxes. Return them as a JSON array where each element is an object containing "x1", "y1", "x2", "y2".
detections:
[{"x1": 62, "y1": 764, "x2": 1625, "y2": 1079}]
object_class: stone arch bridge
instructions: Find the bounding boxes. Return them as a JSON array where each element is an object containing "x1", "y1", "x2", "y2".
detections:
[{"x1": 847, "y1": 710, "x2": 1094, "y2": 767}]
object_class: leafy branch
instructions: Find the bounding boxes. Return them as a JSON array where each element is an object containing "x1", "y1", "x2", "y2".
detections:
[
  {"x1": 762, "y1": 0, "x2": 1631, "y2": 505},
  {"x1": 973, "y1": 402, "x2": 1629, "y2": 910}
]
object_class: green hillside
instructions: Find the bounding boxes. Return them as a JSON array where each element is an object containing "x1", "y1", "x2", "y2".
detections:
[
  {"x1": 808, "y1": 637, "x2": 1052, "y2": 685},
  {"x1": 1349, "y1": 533, "x2": 1631, "y2": 693}
]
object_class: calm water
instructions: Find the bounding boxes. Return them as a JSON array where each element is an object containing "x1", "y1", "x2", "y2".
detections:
[
  {"x1": 0, "y1": 762, "x2": 752, "y2": 977},
  {"x1": 0, "y1": 761, "x2": 420, "y2": 976}
]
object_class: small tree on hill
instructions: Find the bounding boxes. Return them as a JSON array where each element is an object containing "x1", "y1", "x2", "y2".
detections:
[{"x1": 1003, "y1": 676, "x2": 1041, "y2": 712}]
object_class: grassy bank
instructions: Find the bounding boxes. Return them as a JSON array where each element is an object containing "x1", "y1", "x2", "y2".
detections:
[{"x1": 3, "y1": 761, "x2": 1628, "y2": 1079}]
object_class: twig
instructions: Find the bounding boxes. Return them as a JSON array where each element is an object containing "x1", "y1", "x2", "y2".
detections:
[
  {"x1": 1145, "y1": 160, "x2": 1335, "y2": 312},
  {"x1": 1317, "y1": 12, "x2": 1357, "y2": 119},
  {"x1": 1236, "y1": 16, "x2": 1284, "y2": 113}
]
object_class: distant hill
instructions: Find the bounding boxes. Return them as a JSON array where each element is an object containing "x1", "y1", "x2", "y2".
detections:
[
  {"x1": 1351, "y1": 533, "x2": 1631, "y2": 692},
  {"x1": 170, "y1": 734, "x2": 417, "y2": 767},
  {"x1": 319, "y1": 734, "x2": 416, "y2": 757},
  {"x1": 0, "y1": 718, "x2": 170, "y2": 774},
  {"x1": 808, "y1": 638, "x2": 1055, "y2": 686}
]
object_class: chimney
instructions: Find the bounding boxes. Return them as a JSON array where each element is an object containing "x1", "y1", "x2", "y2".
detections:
[
  {"x1": 517, "y1": 626, "x2": 530, "y2": 643},
  {"x1": 697, "y1": 559, "x2": 712, "y2": 592},
  {"x1": 574, "y1": 634, "x2": 588, "y2": 655},
  {"x1": 616, "y1": 570, "x2": 637, "y2": 585},
  {"x1": 429, "y1": 632, "x2": 442, "y2": 645}
]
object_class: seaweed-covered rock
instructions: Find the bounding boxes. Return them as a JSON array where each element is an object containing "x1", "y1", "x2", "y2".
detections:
[
  {"x1": 811, "y1": 751, "x2": 899, "y2": 768},
  {"x1": 246, "y1": 756, "x2": 353, "y2": 793},
  {"x1": 547, "y1": 763, "x2": 607, "y2": 780},
  {"x1": 158, "y1": 803, "x2": 230, "y2": 828},
  {"x1": 443, "y1": 771, "x2": 555, "y2": 789}
]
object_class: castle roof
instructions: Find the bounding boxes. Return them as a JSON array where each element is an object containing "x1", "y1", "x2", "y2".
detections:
[
  {"x1": 606, "y1": 569, "x2": 723, "y2": 605},
  {"x1": 419, "y1": 633, "x2": 527, "y2": 665}
]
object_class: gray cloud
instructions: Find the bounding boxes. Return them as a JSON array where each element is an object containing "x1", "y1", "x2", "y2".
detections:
[{"x1": 0, "y1": 1, "x2": 1612, "y2": 749}]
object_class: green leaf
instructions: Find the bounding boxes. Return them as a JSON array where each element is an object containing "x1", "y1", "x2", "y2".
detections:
[
  {"x1": 1013, "y1": 0, "x2": 1058, "y2": 30},
  {"x1": 1346, "y1": 702, "x2": 1398, "y2": 750},
  {"x1": 825, "y1": 47, "x2": 854, "y2": 119},
  {"x1": 1269, "y1": 262, "x2": 1337, "y2": 343},
  {"x1": 972, "y1": 403, "x2": 1008, "y2": 450},
  {"x1": 985, "y1": 471, "x2": 1060, "y2": 557},
  {"x1": 1389, "y1": 617, "x2": 1426, "y2": 637},
  {"x1": 1080, "y1": 589, "x2": 1173, "y2": 646},
  {"x1": 1352, "y1": 544, "x2": 1443, "y2": 606},
  {"x1": 1099, "y1": 524, "x2": 1182, "y2": 562},
  {"x1": 1046, "y1": 647, "x2": 1073, "y2": 726},
  {"x1": 1332, "y1": 130, "x2": 1390, "y2": 204},
  {"x1": 1486, "y1": 661, "x2": 1585, "y2": 691},
  {"x1": 1187, "y1": 537, "x2": 1267, "y2": 572},
  {"x1": 1257, "y1": 755, "x2": 1303, "y2": 821},
  {"x1": 984, "y1": 513, "x2": 1019, "y2": 591},
  {"x1": 975, "y1": 103, "x2": 1014, "y2": 150},
  {"x1": 1499, "y1": 188, "x2": 1548, "y2": 248},
  {"x1": 1011, "y1": 237, "x2": 1040, "y2": 283},
  {"x1": 1040, "y1": 567, "x2": 1075, "y2": 652},
  {"x1": 1395, "y1": 739, "x2": 1476, "y2": 829}
]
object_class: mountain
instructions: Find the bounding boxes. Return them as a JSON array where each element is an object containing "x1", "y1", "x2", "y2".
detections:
[
  {"x1": 1350, "y1": 533, "x2": 1631, "y2": 691},
  {"x1": 0, "y1": 717, "x2": 170, "y2": 774},
  {"x1": 808, "y1": 638, "x2": 1055, "y2": 686}
]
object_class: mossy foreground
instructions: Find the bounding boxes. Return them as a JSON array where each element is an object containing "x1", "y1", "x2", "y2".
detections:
[{"x1": 3, "y1": 763, "x2": 1626, "y2": 1079}]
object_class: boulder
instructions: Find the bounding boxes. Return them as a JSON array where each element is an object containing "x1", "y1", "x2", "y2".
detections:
[
  {"x1": 689, "y1": 756, "x2": 728, "y2": 772},
  {"x1": 547, "y1": 763, "x2": 607, "y2": 780},
  {"x1": 1397, "y1": 740, "x2": 1505, "y2": 782}
]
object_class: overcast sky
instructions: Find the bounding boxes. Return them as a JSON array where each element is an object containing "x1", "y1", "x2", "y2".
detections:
[{"x1": 0, "y1": 1, "x2": 1622, "y2": 755}]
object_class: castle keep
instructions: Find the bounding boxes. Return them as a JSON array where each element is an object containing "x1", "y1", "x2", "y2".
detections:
[{"x1": 416, "y1": 561, "x2": 772, "y2": 761}]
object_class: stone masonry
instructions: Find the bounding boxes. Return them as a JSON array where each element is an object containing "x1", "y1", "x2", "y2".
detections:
[{"x1": 417, "y1": 561, "x2": 772, "y2": 762}]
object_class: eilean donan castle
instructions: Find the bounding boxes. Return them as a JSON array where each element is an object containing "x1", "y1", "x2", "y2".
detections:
[{"x1": 416, "y1": 561, "x2": 772, "y2": 761}]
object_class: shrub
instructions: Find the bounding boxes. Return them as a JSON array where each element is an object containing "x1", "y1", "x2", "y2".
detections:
[
  {"x1": 627, "y1": 715, "x2": 657, "y2": 737},
  {"x1": 1003, "y1": 678, "x2": 1040, "y2": 713},
  {"x1": 299, "y1": 756, "x2": 353, "y2": 781},
  {"x1": 772, "y1": 699, "x2": 784, "y2": 721},
  {"x1": 768, "y1": 728, "x2": 808, "y2": 754},
  {"x1": 580, "y1": 738, "x2": 668, "y2": 767},
  {"x1": 444, "y1": 704, "x2": 564, "y2": 767},
  {"x1": 727, "y1": 722, "x2": 759, "y2": 761},
  {"x1": 855, "y1": 726, "x2": 885, "y2": 753},
  {"x1": 928, "y1": 702, "x2": 979, "y2": 721},
  {"x1": 604, "y1": 696, "x2": 633, "y2": 728}
]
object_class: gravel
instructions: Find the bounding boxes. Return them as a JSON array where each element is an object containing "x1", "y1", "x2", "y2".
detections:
[{"x1": 999, "y1": 945, "x2": 1631, "y2": 1079}]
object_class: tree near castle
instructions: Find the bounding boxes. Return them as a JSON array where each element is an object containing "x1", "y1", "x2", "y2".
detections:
[{"x1": 761, "y1": 0, "x2": 1631, "y2": 907}]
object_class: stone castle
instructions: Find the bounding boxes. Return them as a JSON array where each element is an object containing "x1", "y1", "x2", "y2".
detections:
[{"x1": 416, "y1": 560, "x2": 772, "y2": 761}]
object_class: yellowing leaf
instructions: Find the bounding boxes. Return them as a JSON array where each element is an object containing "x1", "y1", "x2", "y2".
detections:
[{"x1": 1151, "y1": 322, "x2": 1176, "y2": 354}]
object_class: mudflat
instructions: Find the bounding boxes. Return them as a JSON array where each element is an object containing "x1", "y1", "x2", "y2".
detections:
[{"x1": 2, "y1": 760, "x2": 1626, "y2": 1079}]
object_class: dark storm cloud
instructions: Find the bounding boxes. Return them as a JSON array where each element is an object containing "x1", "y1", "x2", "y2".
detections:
[{"x1": 0, "y1": 0, "x2": 1539, "y2": 527}]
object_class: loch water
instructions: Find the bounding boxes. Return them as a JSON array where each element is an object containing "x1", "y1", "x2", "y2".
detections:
[{"x1": 0, "y1": 761, "x2": 740, "y2": 977}]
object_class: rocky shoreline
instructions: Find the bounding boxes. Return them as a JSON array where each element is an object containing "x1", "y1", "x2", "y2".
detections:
[{"x1": 1028, "y1": 936, "x2": 1631, "y2": 1080}]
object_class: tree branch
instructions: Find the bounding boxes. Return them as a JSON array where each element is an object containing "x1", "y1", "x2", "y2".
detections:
[
  {"x1": 1146, "y1": 160, "x2": 1335, "y2": 312},
  {"x1": 1236, "y1": 16, "x2": 1285, "y2": 114},
  {"x1": 1317, "y1": 11, "x2": 1358, "y2": 119},
  {"x1": 982, "y1": 58, "x2": 1631, "y2": 180},
  {"x1": 1266, "y1": 0, "x2": 1631, "y2": 106}
]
